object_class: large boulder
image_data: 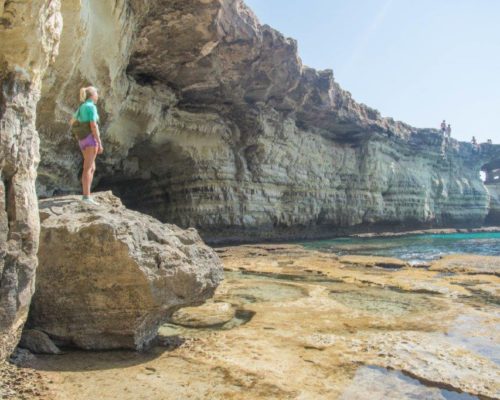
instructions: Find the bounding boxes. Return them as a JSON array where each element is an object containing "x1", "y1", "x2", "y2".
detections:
[
  {"x1": 0, "y1": 0, "x2": 62, "y2": 361},
  {"x1": 27, "y1": 192, "x2": 223, "y2": 350}
]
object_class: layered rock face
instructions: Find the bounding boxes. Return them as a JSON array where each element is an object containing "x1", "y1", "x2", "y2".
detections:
[
  {"x1": 28, "y1": 192, "x2": 223, "y2": 350},
  {"x1": 36, "y1": 0, "x2": 499, "y2": 242},
  {"x1": 0, "y1": 0, "x2": 61, "y2": 360},
  {"x1": 483, "y1": 156, "x2": 500, "y2": 225},
  {"x1": 486, "y1": 182, "x2": 500, "y2": 225}
]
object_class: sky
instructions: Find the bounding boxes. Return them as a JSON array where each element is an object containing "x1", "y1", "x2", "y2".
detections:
[{"x1": 244, "y1": 0, "x2": 500, "y2": 144}]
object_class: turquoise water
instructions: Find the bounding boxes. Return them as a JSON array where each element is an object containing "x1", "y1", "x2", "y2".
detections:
[{"x1": 302, "y1": 232, "x2": 500, "y2": 263}]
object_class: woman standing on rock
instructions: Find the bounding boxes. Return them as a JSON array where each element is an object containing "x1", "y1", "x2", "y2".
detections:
[{"x1": 70, "y1": 86, "x2": 104, "y2": 205}]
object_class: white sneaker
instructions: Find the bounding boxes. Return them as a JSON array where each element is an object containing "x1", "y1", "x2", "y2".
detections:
[{"x1": 81, "y1": 197, "x2": 99, "y2": 206}]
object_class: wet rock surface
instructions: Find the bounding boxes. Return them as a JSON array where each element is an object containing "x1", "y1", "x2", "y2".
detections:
[
  {"x1": 28, "y1": 192, "x2": 223, "y2": 350},
  {"x1": 339, "y1": 366, "x2": 479, "y2": 400},
  {"x1": 29, "y1": 245, "x2": 499, "y2": 399}
]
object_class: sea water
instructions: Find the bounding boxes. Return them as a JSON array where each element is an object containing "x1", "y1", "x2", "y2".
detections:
[{"x1": 302, "y1": 232, "x2": 500, "y2": 263}]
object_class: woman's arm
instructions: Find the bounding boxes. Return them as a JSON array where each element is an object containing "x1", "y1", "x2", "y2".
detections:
[{"x1": 90, "y1": 121, "x2": 104, "y2": 154}]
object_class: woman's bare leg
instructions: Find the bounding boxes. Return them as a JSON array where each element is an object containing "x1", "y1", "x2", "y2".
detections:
[{"x1": 81, "y1": 147, "x2": 98, "y2": 196}]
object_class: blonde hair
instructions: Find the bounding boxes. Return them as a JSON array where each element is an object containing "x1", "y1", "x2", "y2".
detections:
[{"x1": 79, "y1": 86, "x2": 98, "y2": 102}]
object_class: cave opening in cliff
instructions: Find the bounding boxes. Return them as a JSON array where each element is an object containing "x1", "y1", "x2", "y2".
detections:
[
  {"x1": 480, "y1": 171, "x2": 486, "y2": 182},
  {"x1": 482, "y1": 159, "x2": 500, "y2": 185}
]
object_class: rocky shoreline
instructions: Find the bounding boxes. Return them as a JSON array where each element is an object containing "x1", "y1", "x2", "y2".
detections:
[
  {"x1": 9, "y1": 244, "x2": 497, "y2": 400},
  {"x1": 1, "y1": 1, "x2": 499, "y2": 399}
]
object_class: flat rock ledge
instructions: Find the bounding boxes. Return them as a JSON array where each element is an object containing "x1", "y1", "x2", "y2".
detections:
[
  {"x1": 339, "y1": 255, "x2": 410, "y2": 269},
  {"x1": 27, "y1": 192, "x2": 223, "y2": 350},
  {"x1": 430, "y1": 254, "x2": 500, "y2": 276}
]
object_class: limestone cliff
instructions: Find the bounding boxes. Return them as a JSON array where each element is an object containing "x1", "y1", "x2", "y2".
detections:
[
  {"x1": 484, "y1": 157, "x2": 500, "y2": 225},
  {"x1": 36, "y1": 0, "x2": 500, "y2": 242},
  {"x1": 0, "y1": 0, "x2": 61, "y2": 360},
  {"x1": 486, "y1": 183, "x2": 500, "y2": 225}
]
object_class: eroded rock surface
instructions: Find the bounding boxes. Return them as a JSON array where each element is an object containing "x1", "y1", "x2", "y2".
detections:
[
  {"x1": 0, "y1": 0, "x2": 62, "y2": 361},
  {"x1": 30, "y1": 244, "x2": 500, "y2": 400},
  {"x1": 339, "y1": 255, "x2": 409, "y2": 269},
  {"x1": 170, "y1": 301, "x2": 235, "y2": 328},
  {"x1": 28, "y1": 192, "x2": 223, "y2": 350},
  {"x1": 430, "y1": 254, "x2": 500, "y2": 276},
  {"x1": 35, "y1": 0, "x2": 500, "y2": 242}
]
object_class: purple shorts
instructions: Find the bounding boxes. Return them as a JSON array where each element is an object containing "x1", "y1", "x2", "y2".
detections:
[{"x1": 79, "y1": 134, "x2": 98, "y2": 151}]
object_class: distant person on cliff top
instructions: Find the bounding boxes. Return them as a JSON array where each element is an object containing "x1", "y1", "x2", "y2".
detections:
[
  {"x1": 471, "y1": 136, "x2": 480, "y2": 152},
  {"x1": 444, "y1": 124, "x2": 452, "y2": 144},
  {"x1": 441, "y1": 120, "x2": 446, "y2": 134},
  {"x1": 446, "y1": 124, "x2": 451, "y2": 138},
  {"x1": 70, "y1": 86, "x2": 104, "y2": 205}
]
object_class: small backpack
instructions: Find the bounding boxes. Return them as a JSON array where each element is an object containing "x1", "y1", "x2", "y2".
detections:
[{"x1": 71, "y1": 104, "x2": 92, "y2": 140}]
